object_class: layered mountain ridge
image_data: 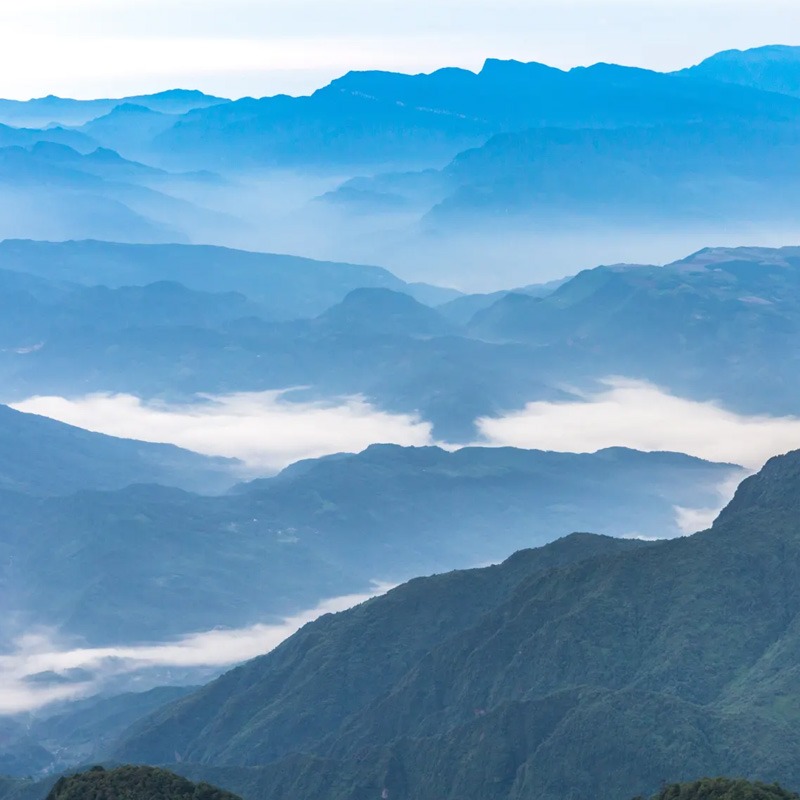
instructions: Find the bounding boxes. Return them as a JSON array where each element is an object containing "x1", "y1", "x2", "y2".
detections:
[
  {"x1": 1, "y1": 48, "x2": 800, "y2": 281},
  {"x1": 108, "y1": 448, "x2": 800, "y2": 800},
  {"x1": 0, "y1": 439, "x2": 736, "y2": 647},
  {"x1": 2, "y1": 242, "x2": 800, "y2": 438}
]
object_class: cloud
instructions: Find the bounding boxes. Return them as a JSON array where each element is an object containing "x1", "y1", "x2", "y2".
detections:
[
  {"x1": 672, "y1": 470, "x2": 747, "y2": 535},
  {"x1": 477, "y1": 378, "x2": 800, "y2": 471},
  {"x1": 0, "y1": 584, "x2": 392, "y2": 715},
  {"x1": 672, "y1": 505, "x2": 724, "y2": 536},
  {"x1": 12, "y1": 391, "x2": 434, "y2": 474},
  {"x1": 13, "y1": 379, "x2": 800, "y2": 476}
]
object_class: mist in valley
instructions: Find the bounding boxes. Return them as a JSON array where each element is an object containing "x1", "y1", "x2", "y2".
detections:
[
  {"x1": 0, "y1": 584, "x2": 391, "y2": 715},
  {"x1": 98, "y1": 168, "x2": 800, "y2": 291},
  {"x1": 12, "y1": 379, "x2": 800, "y2": 473}
]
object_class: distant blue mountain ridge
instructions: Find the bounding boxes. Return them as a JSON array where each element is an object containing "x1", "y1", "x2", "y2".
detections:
[
  {"x1": 1, "y1": 46, "x2": 800, "y2": 276},
  {"x1": 2, "y1": 46, "x2": 799, "y2": 170}
]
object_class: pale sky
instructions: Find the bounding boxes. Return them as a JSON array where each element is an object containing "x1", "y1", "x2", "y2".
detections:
[{"x1": 0, "y1": 0, "x2": 798, "y2": 100}]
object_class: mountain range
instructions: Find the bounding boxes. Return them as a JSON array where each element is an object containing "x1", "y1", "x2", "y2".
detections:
[
  {"x1": 145, "y1": 52, "x2": 800, "y2": 171},
  {"x1": 465, "y1": 245, "x2": 800, "y2": 416},
  {"x1": 5, "y1": 48, "x2": 800, "y2": 169},
  {"x1": 0, "y1": 91, "x2": 227, "y2": 129},
  {"x1": 1, "y1": 47, "x2": 800, "y2": 273},
  {"x1": 2, "y1": 241, "x2": 800, "y2": 440},
  {"x1": 101, "y1": 448, "x2": 800, "y2": 800},
  {"x1": 1, "y1": 437, "x2": 738, "y2": 648},
  {"x1": 329, "y1": 108, "x2": 800, "y2": 233},
  {"x1": 2, "y1": 43, "x2": 800, "y2": 800},
  {"x1": 0, "y1": 143, "x2": 233, "y2": 244},
  {"x1": 0, "y1": 240, "x2": 455, "y2": 315}
]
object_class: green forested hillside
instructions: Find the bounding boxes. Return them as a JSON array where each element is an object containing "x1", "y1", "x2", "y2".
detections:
[
  {"x1": 115, "y1": 533, "x2": 646, "y2": 766},
  {"x1": 113, "y1": 450, "x2": 800, "y2": 800}
]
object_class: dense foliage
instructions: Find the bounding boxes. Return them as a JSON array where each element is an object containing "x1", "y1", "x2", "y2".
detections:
[
  {"x1": 45, "y1": 767, "x2": 240, "y2": 800},
  {"x1": 645, "y1": 778, "x2": 800, "y2": 800},
  {"x1": 112, "y1": 450, "x2": 800, "y2": 800}
]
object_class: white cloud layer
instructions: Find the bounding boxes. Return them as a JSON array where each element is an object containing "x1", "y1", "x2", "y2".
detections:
[
  {"x1": 0, "y1": 584, "x2": 390, "y2": 715},
  {"x1": 12, "y1": 391, "x2": 433, "y2": 474},
  {"x1": 13, "y1": 379, "x2": 800, "y2": 475},
  {"x1": 476, "y1": 378, "x2": 800, "y2": 470}
]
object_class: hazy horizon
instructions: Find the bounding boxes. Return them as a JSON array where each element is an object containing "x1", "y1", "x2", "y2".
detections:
[{"x1": 1, "y1": 0, "x2": 799, "y2": 100}]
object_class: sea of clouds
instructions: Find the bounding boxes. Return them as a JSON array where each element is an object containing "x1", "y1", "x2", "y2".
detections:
[{"x1": 13, "y1": 377, "x2": 800, "y2": 473}]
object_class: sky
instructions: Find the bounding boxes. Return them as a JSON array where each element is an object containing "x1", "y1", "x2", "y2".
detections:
[{"x1": 0, "y1": 0, "x2": 799, "y2": 99}]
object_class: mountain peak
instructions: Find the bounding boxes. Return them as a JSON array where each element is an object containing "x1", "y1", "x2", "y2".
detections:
[
  {"x1": 714, "y1": 449, "x2": 800, "y2": 528},
  {"x1": 316, "y1": 287, "x2": 454, "y2": 337},
  {"x1": 106, "y1": 102, "x2": 158, "y2": 115},
  {"x1": 701, "y1": 44, "x2": 800, "y2": 64},
  {"x1": 144, "y1": 88, "x2": 224, "y2": 100},
  {"x1": 479, "y1": 58, "x2": 562, "y2": 79},
  {"x1": 678, "y1": 44, "x2": 800, "y2": 96}
]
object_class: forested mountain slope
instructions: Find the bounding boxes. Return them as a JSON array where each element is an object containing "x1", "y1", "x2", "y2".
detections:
[{"x1": 114, "y1": 450, "x2": 800, "y2": 800}]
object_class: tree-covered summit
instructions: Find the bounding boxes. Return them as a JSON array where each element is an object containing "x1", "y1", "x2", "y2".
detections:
[
  {"x1": 644, "y1": 778, "x2": 799, "y2": 800},
  {"x1": 45, "y1": 766, "x2": 240, "y2": 800}
]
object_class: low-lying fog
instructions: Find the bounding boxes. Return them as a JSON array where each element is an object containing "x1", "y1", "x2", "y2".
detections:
[
  {"x1": 6, "y1": 166, "x2": 800, "y2": 291},
  {"x1": 13, "y1": 378, "x2": 800, "y2": 473},
  {"x1": 13, "y1": 391, "x2": 434, "y2": 473},
  {"x1": 0, "y1": 584, "x2": 392, "y2": 715},
  {"x1": 164, "y1": 172, "x2": 800, "y2": 291}
]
